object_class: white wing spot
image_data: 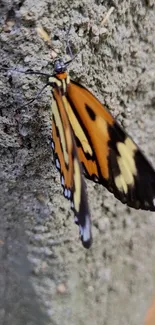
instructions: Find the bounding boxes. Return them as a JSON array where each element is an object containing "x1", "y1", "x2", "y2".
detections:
[
  {"x1": 56, "y1": 158, "x2": 60, "y2": 170},
  {"x1": 153, "y1": 198, "x2": 155, "y2": 206},
  {"x1": 51, "y1": 141, "x2": 55, "y2": 150},
  {"x1": 93, "y1": 175, "x2": 99, "y2": 182},
  {"x1": 61, "y1": 175, "x2": 64, "y2": 186},
  {"x1": 67, "y1": 189, "x2": 71, "y2": 199},
  {"x1": 74, "y1": 216, "x2": 78, "y2": 224},
  {"x1": 64, "y1": 188, "x2": 68, "y2": 197},
  {"x1": 79, "y1": 216, "x2": 91, "y2": 243}
]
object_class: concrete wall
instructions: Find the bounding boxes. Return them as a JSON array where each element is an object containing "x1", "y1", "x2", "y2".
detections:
[{"x1": 0, "y1": 1, "x2": 155, "y2": 324}]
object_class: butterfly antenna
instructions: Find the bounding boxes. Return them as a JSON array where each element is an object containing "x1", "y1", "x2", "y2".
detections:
[
  {"x1": 0, "y1": 66, "x2": 52, "y2": 77},
  {"x1": 65, "y1": 23, "x2": 74, "y2": 59},
  {"x1": 64, "y1": 7, "x2": 115, "y2": 67},
  {"x1": 16, "y1": 83, "x2": 49, "y2": 110},
  {"x1": 64, "y1": 24, "x2": 86, "y2": 66}
]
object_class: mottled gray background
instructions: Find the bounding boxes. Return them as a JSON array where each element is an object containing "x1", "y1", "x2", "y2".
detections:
[{"x1": 0, "y1": 1, "x2": 155, "y2": 325}]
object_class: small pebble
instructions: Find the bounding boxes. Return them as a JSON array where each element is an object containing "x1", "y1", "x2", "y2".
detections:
[{"x1": 57, "y1": 283, "x2": 67, "y2": 294}]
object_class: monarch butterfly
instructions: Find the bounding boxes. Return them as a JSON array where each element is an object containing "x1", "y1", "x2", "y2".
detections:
[{"x1": 47, "y1": 57, "x2": 155, "y2": 249}]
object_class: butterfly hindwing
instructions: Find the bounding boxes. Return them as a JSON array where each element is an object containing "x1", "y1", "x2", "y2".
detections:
[
  {"x1": 49, "y1": 58, "x2": 155, "y2": 248},
  {"x1": 65, "y1": 80, "x2": 155, "y2": 211},
  {"x1": 51, "y1": 83, "x2": 92, "y2": 248}
]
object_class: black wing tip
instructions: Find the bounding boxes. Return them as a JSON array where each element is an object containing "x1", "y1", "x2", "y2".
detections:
[
  {"x1": 107, "y1": 122, "x2": 155, "y2": 212},
  {"x1": 129, "y1": 200, "x2": 155, "y2": 212},
  {"x1": 112, "y1": 189, "x2": 155, "y2": 212},
  {"x1": 127, "y1": 200, "x2": 155, "y2": 212},
  {"x1": 82, "y1": 237, "x2": 93, "y2": 249},
  {"x1": 74, "y1": 216, "x2": 92, "y2": 249},
  {"x1": 74, "y1": 217, "x2": 92, "y2": 249},
  {"x1": 78, "y1": 216, "x2": 92, "y2": 249},
  {"x1": 111, "y1": 186, "x2": 155, "y2": 212}
]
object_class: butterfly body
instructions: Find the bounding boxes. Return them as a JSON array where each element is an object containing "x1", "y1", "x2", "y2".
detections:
[
  {"x1": 49, "y1": 58, "x2": 155, "y2": 248},
  {"x1": 49, "y1": 63, "x2": 92, "y2": 248}
]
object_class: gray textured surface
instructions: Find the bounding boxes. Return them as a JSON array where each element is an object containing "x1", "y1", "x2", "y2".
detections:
[{"x1": 0, "y1": 1, "x2": 155, "y2": 325}]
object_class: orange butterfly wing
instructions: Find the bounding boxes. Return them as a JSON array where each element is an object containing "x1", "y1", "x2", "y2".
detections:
[
  {"x1": 65, "y1": 80, "x2": 155, "y2": 211},
  {"x1": 51, "y1": 83, "x2": 92, "y2": 248},
  {"x1": 144, "y1": 299, "x2": 155, "y2": 325}
]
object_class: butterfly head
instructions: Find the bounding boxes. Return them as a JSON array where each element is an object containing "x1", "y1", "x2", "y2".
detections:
[{"x1": 53, "y1": 58, "x2": 67, "y2": 74}]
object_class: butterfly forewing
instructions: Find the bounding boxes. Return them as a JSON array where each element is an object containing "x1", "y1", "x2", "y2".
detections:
[
  {"x1": 49, "y1": 58, "x2": 155, "y2": 248},
  {"x1": 51, "y1": 78, "x2": 92, "y2": 248},
  {"x1": 65, "y1": 80, "x2": 155, "y2": 211}
]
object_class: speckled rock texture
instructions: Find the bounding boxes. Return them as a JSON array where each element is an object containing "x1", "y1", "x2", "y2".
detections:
[{"x1": 0, "y1": 1, "x2": 155, "y2": 325}]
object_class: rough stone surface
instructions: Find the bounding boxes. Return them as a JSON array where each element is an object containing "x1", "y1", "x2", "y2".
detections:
[{"x1": 0, "y1": 1, "x2": 155, "y2": 325}]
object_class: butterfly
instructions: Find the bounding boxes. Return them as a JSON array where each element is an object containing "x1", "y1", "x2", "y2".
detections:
[{"x1": 47, "y1": 57, "x2": 155, "y2": 249}]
